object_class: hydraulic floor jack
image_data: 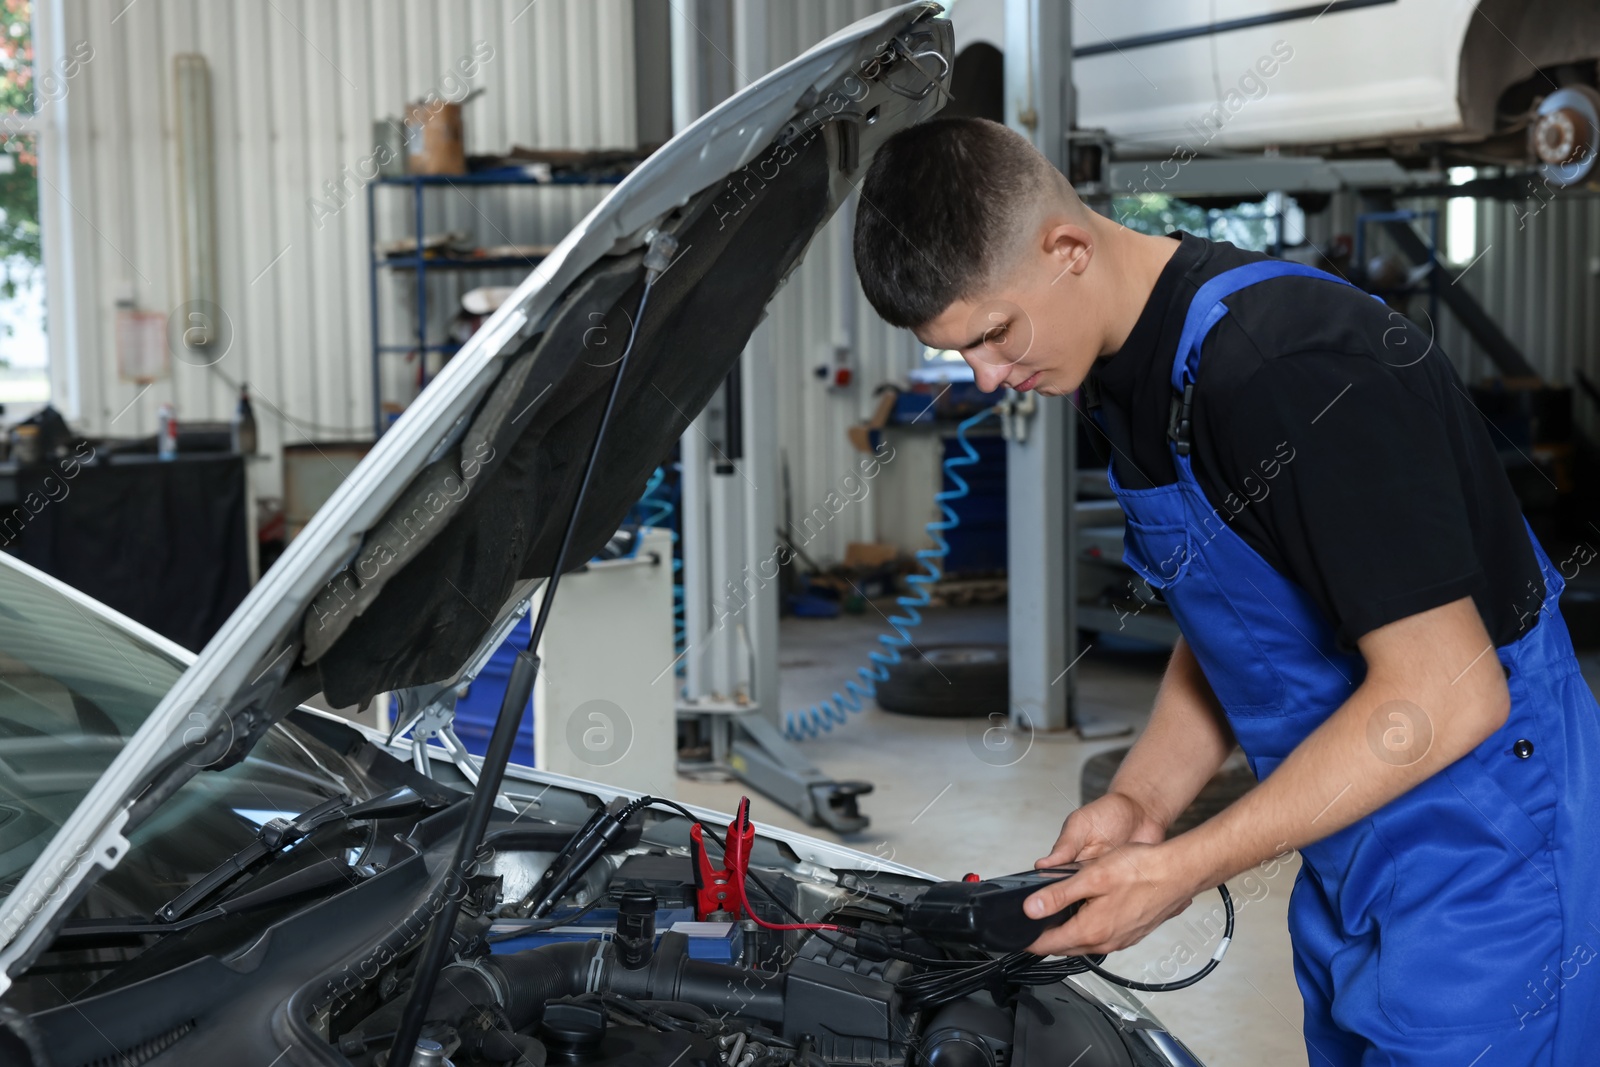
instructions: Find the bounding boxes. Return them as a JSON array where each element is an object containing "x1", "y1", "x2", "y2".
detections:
[{"x1": 677, "y1": 697, "x2": 873, "y2": 835}]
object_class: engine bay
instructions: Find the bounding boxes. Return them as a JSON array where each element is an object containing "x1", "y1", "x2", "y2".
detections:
[
  {"x1": 5, "y1": 714, "x2": 1203, "y2": 1067},
  {"x1": 312, "y1": 794, "x2": 1194, "y2": 1067}
]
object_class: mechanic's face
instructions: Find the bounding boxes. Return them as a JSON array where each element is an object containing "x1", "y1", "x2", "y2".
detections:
[{"x1": 915, "y1": 219, "x2": 1100, "y2": 397}]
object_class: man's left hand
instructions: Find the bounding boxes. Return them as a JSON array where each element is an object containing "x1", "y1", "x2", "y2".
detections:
[{"x1": 1022, "y1": 841, "x2": 1201, "y2": 957}]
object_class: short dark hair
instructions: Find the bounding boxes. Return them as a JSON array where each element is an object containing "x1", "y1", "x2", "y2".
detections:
[{"x1": 853, "y1": 117, "x2": 1058, "y2": 329}]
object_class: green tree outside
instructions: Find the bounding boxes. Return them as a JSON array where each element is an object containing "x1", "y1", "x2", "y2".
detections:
[
  {"x1": 0, "y1": 0, "x2": 38, "y2": 299},
  {"x1": 1111, "y1": 193, "x2": 1281, "y2": 252}
]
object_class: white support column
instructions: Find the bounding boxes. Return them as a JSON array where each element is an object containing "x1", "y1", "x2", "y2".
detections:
[
  {"x1": 671, "y1": 0, "x2": 712, "y2": 708},
  {"x1": 1005, "y1": 0, "x2": 1075, "y2": 733},
  {"x1": 705, "y1": 458, "x2": 744, "y2": 702},
  {"x1": 669, "y1": 1, "x2": 702, "y2": 136},
  {"x1": 672, "y1": 0, "x2": 777, "y2": 716}
]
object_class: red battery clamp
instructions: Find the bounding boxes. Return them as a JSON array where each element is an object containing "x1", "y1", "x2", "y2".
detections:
[{"x1": 690, "y1": 799, "x2": 755, "y2": 920}]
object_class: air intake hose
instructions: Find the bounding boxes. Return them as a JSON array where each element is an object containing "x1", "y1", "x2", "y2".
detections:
[{"x1": 437, "y1": 932, "x2": 785, "y2": 1030}]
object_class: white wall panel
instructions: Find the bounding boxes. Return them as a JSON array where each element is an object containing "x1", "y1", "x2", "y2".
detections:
[
  {"x1": 41, "y1": 0, "x2": 924, "y2": 558},
  {"x1": 37, "y1": 0, "x2": 637, "y2": 496}
]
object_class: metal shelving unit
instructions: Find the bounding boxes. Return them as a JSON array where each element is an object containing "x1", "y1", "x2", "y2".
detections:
[
  {"x1": 1355, "y1": 207, "x2": 1442, "y2": 328},
  {"x1": 366, "y1": 168, "x2": 624, "y2": 437}
]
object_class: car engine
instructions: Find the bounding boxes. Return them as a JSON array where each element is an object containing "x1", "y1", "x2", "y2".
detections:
[
  {"x1": 4, "y1": 750, "x2": 1201, "y2": 1067},
  {"x1": 311, "y1": 795, "x2": 1196, "y2": 1067}
]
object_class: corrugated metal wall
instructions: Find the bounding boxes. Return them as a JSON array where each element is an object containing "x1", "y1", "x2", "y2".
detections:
[
  {"x1": 37, "y1": 0, "x2": 636, "y2": 495},
  {"x1": 762, "y1": 0, "x2": 923, "y2": 563},
  {"x1": 1442, "y1": 194, "x2": 1600, "y2": 442},
  {"x1": 1305, "y1": 188, "x2": 1600, "y2": 442},
  {"x1": 31, "y1": 2, "x2": 1600, "y2": 558}
]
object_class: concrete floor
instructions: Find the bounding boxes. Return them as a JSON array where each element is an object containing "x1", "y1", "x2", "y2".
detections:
[{"x1": 678, "y1": 602, "x2": 1600, "y2": 1067}]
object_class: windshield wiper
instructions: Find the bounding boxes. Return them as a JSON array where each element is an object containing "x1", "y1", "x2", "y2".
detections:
[
  {"x1": 153, "y1": 786, "x2": 442, "y2": 923},
  {"x1": 60, "y1": 857, "x2": 366, "y2": 944}
]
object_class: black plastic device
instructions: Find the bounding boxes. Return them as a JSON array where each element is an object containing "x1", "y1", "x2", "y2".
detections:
[{"x1": 903, "y1": 868, "x2": 1083, "y2": 953}]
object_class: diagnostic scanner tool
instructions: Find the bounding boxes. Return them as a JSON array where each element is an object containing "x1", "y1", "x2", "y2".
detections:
[{"x1": 904, "y1": 867, "x2": 1083, "y2": 952}]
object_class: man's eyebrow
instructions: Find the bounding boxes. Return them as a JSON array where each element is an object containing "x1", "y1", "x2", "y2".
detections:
[
  {"x1": 933, "y1": 330, "x2": 992, "y2": 352},
  {"x1": 920, "y1": 316, "x2": 1007, "y2": 351},
  {"x1": 966, "y1": 319, "x2": 1013, "y2": 349}
]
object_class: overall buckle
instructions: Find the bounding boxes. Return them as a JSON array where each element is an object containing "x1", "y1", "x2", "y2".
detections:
[{"x1": 1167, "y1": 383, "x2": 1195, "y2": 456}]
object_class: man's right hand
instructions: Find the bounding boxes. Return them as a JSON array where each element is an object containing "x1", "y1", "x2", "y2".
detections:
[{"x1": 1035, "y1": 791, "x2": 1167, "y2": 868}]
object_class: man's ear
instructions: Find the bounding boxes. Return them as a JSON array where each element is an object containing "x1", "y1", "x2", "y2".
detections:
[{"x1": 1043, "y1": 221, "x2": 1093, "y2": 281}]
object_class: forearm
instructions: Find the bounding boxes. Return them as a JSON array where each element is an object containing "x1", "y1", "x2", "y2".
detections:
[
  {"x1": 1024, "y1": 600, "x2": 1514, "y2": 958},
  {"x1": 1169, "y1": 606, "x2": 1511, "y2": 890},
  {"x1": 1108, "y1": 637, "x2": 1237, "y2": 832}
]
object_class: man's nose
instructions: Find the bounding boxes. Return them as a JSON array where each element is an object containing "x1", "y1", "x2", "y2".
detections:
[{"x1": 966, "y1": 354, "x2": 1011, "y2": 393}]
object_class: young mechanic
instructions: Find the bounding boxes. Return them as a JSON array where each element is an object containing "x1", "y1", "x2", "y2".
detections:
[{"x1": 852, "y1": 116, "x2": 1600, "y2": 1066}]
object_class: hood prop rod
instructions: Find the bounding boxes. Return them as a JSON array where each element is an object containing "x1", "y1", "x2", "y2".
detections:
[{"x1": 391, "y1": 231, "x2": 679, "y2": 1067}]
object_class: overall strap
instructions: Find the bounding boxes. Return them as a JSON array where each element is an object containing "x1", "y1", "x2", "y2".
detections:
[{"x1": 1167, "y1": 260, "x2": 1370, "y2": 456}]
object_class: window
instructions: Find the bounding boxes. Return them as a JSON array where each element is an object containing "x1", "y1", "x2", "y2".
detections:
[
  {"x1": 1445, "y1": 167, "x2": 1478, "y2": 266},
  {"x1": 1111, "y1": 192, "x2": 1302, "y2": 253},
  {"x1": 0, "y1": 3, "x2": 49, "y2": 413}
]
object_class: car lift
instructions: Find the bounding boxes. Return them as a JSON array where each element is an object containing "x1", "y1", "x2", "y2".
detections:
[
  {"x1": 370, "y1": 267, "x2": 872, "y2": 837},
  {"x1": 656, "y1": 4, "x2": 950, "y2": 838},
  {"x1": 670, "y1": 351, "x2": 874, "y2": 837},
  {"x1": 378, "y1": 446, "x2": 872, "y2": 837},
  {"x1": 378, "y1": 366, "x2": 873, "y2": 838}
]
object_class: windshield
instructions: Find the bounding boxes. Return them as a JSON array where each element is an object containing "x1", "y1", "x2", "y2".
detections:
[
  {"x1": 0, "y1": 562, "x2": 185, "y2": 891},
  {"x1": 0, "y1": 559, "x2": 392, "y2": 1010}
]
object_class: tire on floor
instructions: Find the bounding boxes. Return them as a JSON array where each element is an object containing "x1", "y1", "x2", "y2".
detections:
[
  {"x1": 875, "y1": 643, "x2": 1008, "y2": 718},
  {"x1": 1080, "y1": 744, "x2": 1257, "y2": 835}
]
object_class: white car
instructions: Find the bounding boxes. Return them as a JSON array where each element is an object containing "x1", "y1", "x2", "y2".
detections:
[
  {"x1": 951, "y1": 0, "x2": 1600, "y2": 184},
  {"x1": 0, "y1": 5, "x2": 1206, "y2": 1066}
]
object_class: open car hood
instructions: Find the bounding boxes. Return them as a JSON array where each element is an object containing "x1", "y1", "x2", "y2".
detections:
[{"x1": 0, "y1": 2, "x2": 952, "y2": 974}]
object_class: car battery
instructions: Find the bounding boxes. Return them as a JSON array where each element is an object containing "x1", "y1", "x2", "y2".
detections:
[
  {"x1": 488, "y1": 907, "x2": 741, "y2": 964},
  {"x1": 488, "y1": 906, "x2": 694, "y2": 956}
]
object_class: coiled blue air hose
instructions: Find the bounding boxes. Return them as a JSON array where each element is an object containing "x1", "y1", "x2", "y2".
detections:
[
  {"x1": 783, "y1": 405, "x2": 997, "y2": 741},
  {"x1": 636, "y1": 465, "x2": 687, "y2": 666}
]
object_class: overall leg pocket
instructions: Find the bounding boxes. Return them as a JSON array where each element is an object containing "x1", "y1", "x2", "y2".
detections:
[{"x1": 1373, "y1": 765, "x2": 1562, "y2": 1035}]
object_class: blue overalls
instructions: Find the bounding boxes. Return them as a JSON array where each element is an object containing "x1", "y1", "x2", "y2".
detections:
[{"x1": 1099, "y1": 259, "x2": 1600, "y2": 1065}]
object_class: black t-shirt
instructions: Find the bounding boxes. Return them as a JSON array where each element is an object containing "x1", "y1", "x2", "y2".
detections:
[{"x1": 1083, "y1": 231, "x2": 1542, "y2": 651}]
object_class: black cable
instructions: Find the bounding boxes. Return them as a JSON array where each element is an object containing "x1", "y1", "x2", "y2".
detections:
[
  {"x1": 830, "y1": 879, "x2": 914, "y2": 910},
  {"x1": 640, "y1": 795, "x2": 1235, "y2": 996},
  {"x1": 486, "y1": 897, "x2": 604, "y2": 943},
  {"x1": 894, "y1": 884, "x2": 1236, "y2": 1007},
  {"x1": 513, "y1": 795, "x2": 678, "y2": 922},
  {"x1": 896, "y1": 949, "x2": 1063, "y2": 1011},
  {"x1": 638, "y1": 797, "x2": 703, "y2": 824},
  {"x1": 1080, "y1": 882, "x2": 1234, "y2": 993},
  {"x1": 739, "y1": 862, "x2": 952, "y2": 968}
]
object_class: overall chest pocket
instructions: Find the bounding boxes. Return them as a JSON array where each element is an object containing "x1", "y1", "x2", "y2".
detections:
[
  {"x1": 1121, "y1": 515, "x2": 1195, "y2": 590},
  {"x1": 1121, "y1": 515, "x2": 1288, "y2": 714}
]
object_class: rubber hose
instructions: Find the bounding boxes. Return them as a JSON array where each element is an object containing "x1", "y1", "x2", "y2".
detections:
[{"x1": 784, "y1": 405, "x2": 997, "y2": 740}]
